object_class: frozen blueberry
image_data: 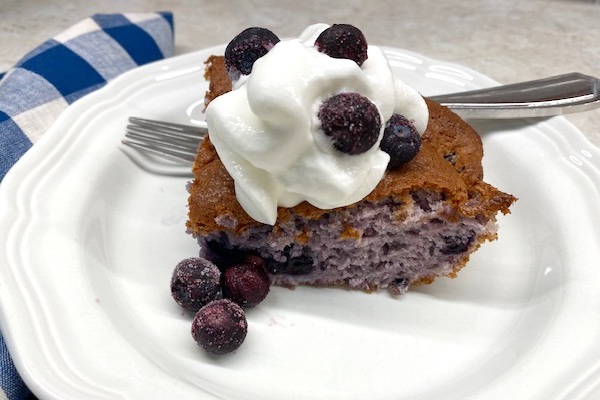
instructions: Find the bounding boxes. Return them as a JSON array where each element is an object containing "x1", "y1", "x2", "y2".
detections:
[
  {"x1": 224, "y1": 27, "x2": 280, "y2": 81},
  {"x1": 221, "y1": 256, "x2": 271, "y2": 308},
  {"x1": 315, "y1": 24, "x2": 368, "y2": 66},
  {"x1": 171, "y1": 257, "x2": 221, "y2": 312},
  {"x1": 380, "y1": 114, "x2": 421, "y2": 168},
  {"x1": 318, "y1": 92, "x2": 381, "y2": 155},
  {"x1": 191, "y1": 299, "x2": 247, "y2": 355}
]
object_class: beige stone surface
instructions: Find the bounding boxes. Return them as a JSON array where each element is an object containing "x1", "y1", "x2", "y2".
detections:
[{"x1": 1, "y1": 0, "x2": 599, "y2": 145}]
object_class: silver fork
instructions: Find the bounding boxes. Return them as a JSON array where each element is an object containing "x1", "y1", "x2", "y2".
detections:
[
  {"x1": 123, "y1": 117, "x2": 207, "y2": 164},
  {"x1": 122, "y1": 72, "x2": 600, "y2": 166}
]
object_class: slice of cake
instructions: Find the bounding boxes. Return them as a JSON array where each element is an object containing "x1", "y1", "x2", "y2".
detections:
[{"x1": 186, "y1": 24, "x2": 516, "y2": 295}]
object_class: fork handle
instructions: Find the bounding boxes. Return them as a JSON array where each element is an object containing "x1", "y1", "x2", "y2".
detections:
[{"x1": 429, "y1": 72, "x2": 600, "y2": 119}]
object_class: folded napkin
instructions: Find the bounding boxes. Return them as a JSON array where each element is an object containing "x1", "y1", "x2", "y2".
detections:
[{"x1": 0, "y1": 12, "x2": 174, "y2": 399}]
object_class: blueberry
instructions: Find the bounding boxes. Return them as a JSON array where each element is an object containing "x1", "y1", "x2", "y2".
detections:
[
  {"x1": 267, "y1": 247, "x2": 315, "y2": 275},
  {"x1": 191, "y1": 299, "x2": 247, "y2": 355},
  {"x1": 203, "y1": 238, "x2": 245, "y2": 271},
  {"x1": 440, "y1": 231, "x2": 476, "y2": 255},
  {"x1": 279, "y1": 255, "x2": 315, "y2": 275},
  {"x1": 318, "y1": 92, "x2": 381, "y2": 155},
  {"x1": 315, "y1": 24, "x2": 368, "y2": 66},
  {"x1": 171, "y1": 257, "x2": 221, "y2": 312},
  {"x1": 380, "y1": 114, "x2": 421, "y2": 168},
  {"x1": 444, "y1": 151, "x2": 457, "y2": 165},
  {"x1": 390, "y1": 278, "x2": 410, "y2": 296},
  {"x1": 224, "y1": 27, "x2": 280, "y2": 81},
  {"x1": 221, "y1": 256, "x2": 271, "y2": 308}
]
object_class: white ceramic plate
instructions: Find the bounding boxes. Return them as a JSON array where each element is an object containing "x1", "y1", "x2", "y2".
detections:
[{"x1": 2, "y1": 45, "x2": 600, "y2": 400}]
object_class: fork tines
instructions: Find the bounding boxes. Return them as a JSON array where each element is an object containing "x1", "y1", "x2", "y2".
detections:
[{"x1": 122, "y1": 117, "x2": 208, "y2": 164}]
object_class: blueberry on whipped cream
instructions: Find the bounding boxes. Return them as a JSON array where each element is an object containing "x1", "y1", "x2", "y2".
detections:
[
  {"x1": 315, "y1": 23, "x2": 369, "y2": 66},
  {"x1": 380, "y1": 114, "x2": 422, "y2": 168},
  {"x1": 224, "y1": 27, "x2": 280, "y2": 81},
  {"x1": 318, "y1": 92, "x2": 382, "y2": 155}
]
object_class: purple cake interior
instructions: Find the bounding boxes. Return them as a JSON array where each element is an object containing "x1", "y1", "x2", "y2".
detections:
[{"x1": 199, "y1": 189, "x2": 497, "y2": 296}]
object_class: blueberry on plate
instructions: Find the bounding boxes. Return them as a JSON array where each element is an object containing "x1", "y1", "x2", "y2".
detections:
[
  {"x1": 221, "y1": 255, "x2": 271, "y2": 308},
  {"x1": 170, "y1": 257, "x2": 221, "y2": 312},
  {"x1": 191, "y1": 299, "x2": 248, "y2": 355}
]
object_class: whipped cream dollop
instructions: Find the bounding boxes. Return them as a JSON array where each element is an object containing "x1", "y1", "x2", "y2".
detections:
[{"x1": 206, "y1": 24, "x2": 429, "y2": 225}]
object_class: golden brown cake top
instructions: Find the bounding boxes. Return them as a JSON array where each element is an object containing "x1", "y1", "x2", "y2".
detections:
[
  {"x1": 203, "y1": 56, "x2": 232, "y2": 108},
  {"x1": 187, "y1": 56, "x2": 515, "y2": 236}
]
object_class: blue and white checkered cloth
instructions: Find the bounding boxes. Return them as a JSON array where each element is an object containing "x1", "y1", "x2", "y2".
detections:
[{"x1": 0, "y1": 12, "x2": 175, "y2": 399}]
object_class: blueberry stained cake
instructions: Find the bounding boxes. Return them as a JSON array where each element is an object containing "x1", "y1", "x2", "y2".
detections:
[{"x1": 186, "y1": 24, "x2": 516, "y2": 296}]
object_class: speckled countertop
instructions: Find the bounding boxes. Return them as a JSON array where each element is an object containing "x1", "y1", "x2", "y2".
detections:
[{"x1": 1, "y1": 0, "x2": 599, "y2": 145}]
